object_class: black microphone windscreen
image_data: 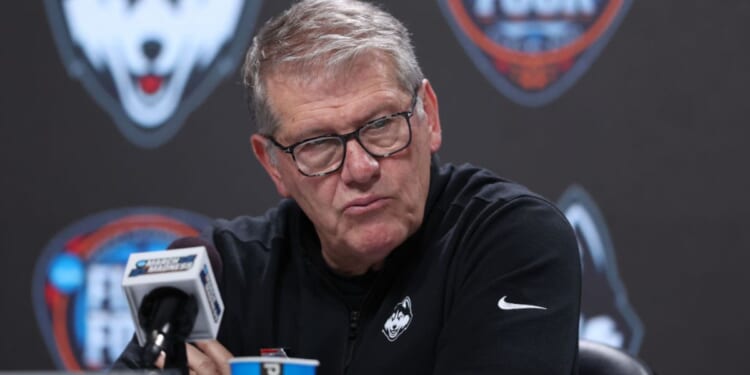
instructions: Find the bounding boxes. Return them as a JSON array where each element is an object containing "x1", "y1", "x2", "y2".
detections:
[{"x1": 166, "y1": 237, "x2": 223, "y2": 282}]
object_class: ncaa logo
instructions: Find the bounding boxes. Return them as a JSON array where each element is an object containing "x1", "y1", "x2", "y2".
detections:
[
  {"x1": 31, "y1": 207, "x2": 211, "y2": 370},
  {"x1": 439, "y1": 0, "x2": 633, "y2": 106},
  {"x1": 558, "y1": 185, "x2": 644, "y2": 354},
  {"x1": 44, "y1": 0, "x2": 263, "y2": 148}
]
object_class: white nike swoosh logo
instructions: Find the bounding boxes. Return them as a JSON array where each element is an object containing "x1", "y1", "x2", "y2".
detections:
[{"x1": 497, "y1": 296, "x2": 547, "y2": 311}]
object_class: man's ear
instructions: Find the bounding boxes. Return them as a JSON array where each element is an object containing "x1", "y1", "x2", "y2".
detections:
[
  {"x1": 421, "y1": 79, "x2": 442, "y2": 153},
  {"x1": 251, "y1": 134, "x2": 290, "y2": 197}
]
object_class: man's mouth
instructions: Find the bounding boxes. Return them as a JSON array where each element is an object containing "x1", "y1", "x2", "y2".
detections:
[{"x1": 343, "y1": 196, "x2": 389, "y2": 215}]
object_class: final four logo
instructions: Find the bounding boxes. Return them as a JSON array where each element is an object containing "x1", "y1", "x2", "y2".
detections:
[
  {"x1": 439, "y1": 0, "x2": 632, "y2": 106},
  {"x1": 44, "y1": 0, "x2": 263, "y2": 148},
  {"x1": 32, "y1": 207, "x2": 211, "y2": 370}
]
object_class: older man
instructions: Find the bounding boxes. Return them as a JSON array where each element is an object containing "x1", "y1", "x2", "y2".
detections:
[{"x1": 115, "y1": 0, "x2": 580, "y2": 374}]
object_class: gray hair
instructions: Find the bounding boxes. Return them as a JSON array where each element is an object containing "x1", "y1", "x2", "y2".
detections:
[{"x1": 242, "y1": 0, "x2": 424, "y2": 135}]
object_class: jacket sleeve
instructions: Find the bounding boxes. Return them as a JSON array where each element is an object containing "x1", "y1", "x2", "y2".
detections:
[
  {"x1": 433, "y1": 197, "x2": 581, "y2": 374},
  {"x1": 110, "y1": 334, "x2": 156, "y2": 371}
]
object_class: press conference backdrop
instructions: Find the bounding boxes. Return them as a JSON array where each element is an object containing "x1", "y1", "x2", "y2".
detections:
[{"x1": 1, "y1": 0, "x2": 748, "y2": 373}]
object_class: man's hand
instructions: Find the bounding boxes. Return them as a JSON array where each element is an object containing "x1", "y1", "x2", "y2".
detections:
[{"x1": 155, "y1": 340, "x2": 234, "y2": 375}]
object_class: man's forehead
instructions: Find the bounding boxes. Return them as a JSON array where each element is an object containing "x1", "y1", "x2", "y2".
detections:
[
  {"x1": 265, "y1": 61, "x2": 408, "y2": 132},
  {"x1": 267, "y1": 53, "x2": 398, "y2": 97},
  {"x1": 268, "y1": 85, "x2": 407, "y2": 142}
]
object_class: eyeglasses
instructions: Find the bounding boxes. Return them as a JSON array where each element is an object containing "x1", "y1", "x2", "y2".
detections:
[{"x1": 267, "y1": 91, "x2": 418, "y2": 177}]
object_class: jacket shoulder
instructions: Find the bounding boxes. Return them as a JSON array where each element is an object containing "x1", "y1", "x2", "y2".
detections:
[
  {"x1": 434, "y1": 163, "x2": 549, "y2": 213},
  {"x1": 206, "y1": 199, "x2": 298, "y2": 250}
]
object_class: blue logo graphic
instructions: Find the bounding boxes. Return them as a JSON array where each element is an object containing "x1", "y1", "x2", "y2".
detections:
[
  {"x1": 32, "y1": 207, "x2": 211, "y2": 370},
  {"x1": 439, "y1": 0, "x2": 633, "y2": 106},
  {"x1": 44, "y1": 0, "x2": 263, "y2": 148},
  {"x1": 558, "y1": 185, "x2": 644, "y2": 354}
]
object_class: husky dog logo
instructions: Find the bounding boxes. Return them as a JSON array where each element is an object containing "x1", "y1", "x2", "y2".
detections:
[
  {"x1": 31, "y1": 207, "x2": 211, "y2": 370},
  {"x1": 44, "y1": 0, "x2": 263, "y2": 148},
  {"x1": 558, "y1": 185, "x2": 644, "y2": 354},
  {"x1": 382, "y1": 296, "x2": 414, "y2": 342},
  {"x1": 439, "y1": 0, "x2": 633, "y2": 106}
]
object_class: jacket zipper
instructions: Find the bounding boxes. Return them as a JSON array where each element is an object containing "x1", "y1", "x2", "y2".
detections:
[{"x1": 343, "y1": 309, "x2": 360, "y2": 374}]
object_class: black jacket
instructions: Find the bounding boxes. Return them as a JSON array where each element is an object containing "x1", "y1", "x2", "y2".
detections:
[{"x1": 115, "y1": 162, "x2": 581, "y2": 374}]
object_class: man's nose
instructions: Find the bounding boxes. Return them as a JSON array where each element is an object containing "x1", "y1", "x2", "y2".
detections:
[{"x1": 340, "y1": 139, "x2": 380, "y2": 185}]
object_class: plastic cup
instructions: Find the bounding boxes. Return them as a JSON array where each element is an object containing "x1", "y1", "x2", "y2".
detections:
[{"x1": 229, "y1": 356, "x2": 320, "y2": 375}]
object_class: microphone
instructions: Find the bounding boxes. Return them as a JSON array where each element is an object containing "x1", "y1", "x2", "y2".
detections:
[{"x1": 121, "y1": 237, "x2": 225, "y2": 370}]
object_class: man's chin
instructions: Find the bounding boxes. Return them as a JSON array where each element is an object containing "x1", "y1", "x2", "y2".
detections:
[{"x1": 346, "y1": 225, "x2": 408, "y2": 257}]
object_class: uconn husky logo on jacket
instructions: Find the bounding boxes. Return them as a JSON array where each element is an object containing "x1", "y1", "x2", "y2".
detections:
[
  {"x1": 44, "y1": 0, "x2": 262, "y2": 148},
  {"x1": 439, "y1": 0, "x2": 632, "y2": 106},
  {"x1": 383, "y1": 297, "x2": 414, "y2": 342}
]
